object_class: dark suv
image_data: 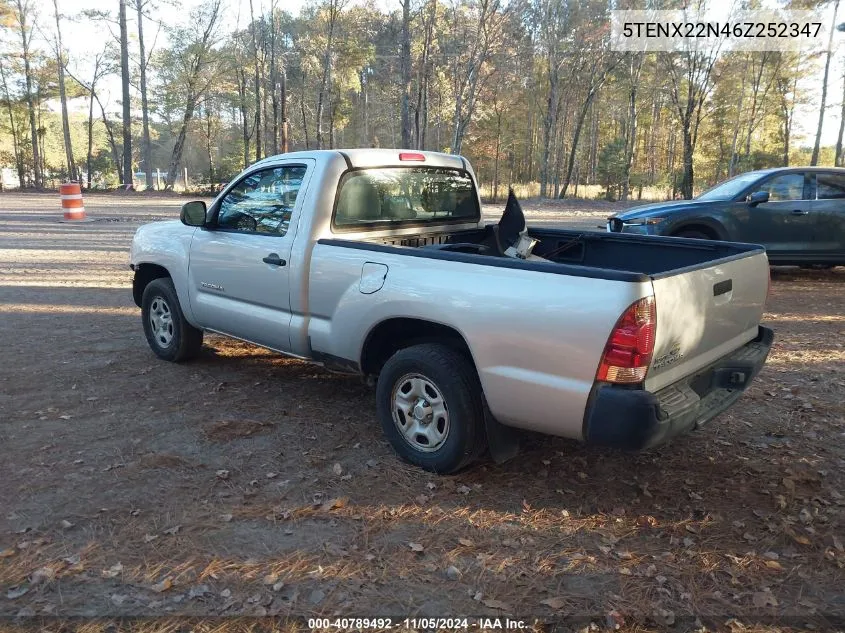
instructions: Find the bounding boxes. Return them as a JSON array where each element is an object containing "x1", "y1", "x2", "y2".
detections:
[{"x1": 607, "y1": 167, "x2": 845, "y2": 266}]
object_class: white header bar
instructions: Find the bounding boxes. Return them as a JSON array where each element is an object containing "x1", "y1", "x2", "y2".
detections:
[{"x1": 610, "y1": 9, "x2": 828, "y2": 52}]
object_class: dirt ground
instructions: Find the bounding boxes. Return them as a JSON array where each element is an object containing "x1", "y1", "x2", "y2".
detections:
[{"x1": 0, "y1": 192, "x2": 843, "y2": 631}]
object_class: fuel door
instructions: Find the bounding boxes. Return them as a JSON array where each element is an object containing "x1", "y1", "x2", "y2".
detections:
[{"x1": 359, "y1": 262, "x2": 388, "y2": 294}]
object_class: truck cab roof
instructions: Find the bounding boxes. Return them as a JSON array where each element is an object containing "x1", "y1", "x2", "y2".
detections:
[{"x1": 251, "y1": 149, "x2": 469, "y2": 172}]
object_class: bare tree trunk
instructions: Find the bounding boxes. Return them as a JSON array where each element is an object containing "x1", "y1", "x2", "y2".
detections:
[
  {"x1": 136, "y1": 0, "x2": 153, "y2": 189},
  {"x1": 680, "y1": 128, "x2": 694, "y2": 199},
  {"x1": 280, "y1": 67, "x2": 288, "y2": 152},
  {"x1": 400, "y1": 0, "x2": 412, "y2": 147},
  {"x1": 15, "y1": 0, "x2": 42, "y2": 188},
  {"x1": 415, "y1": 0, "x2": 435, "y2": 150},
  {"x1": 261, "y1": 30, "x2": 269, "y2": 155},
  {"x1": 270, "y1": 0, "x2": 279, "y2": 154},
  {"x1": 727, "y1": 65, "x2": 747, "y2": 177},
  {"x1": 508, "y1": 149, "x2": 514, "y2": 191},
  {"x1": 96, "y1": 93, "x2": 124, "y2": 184},
  {"x1": 301, "y1": 77, "x2": 310, "y2": 149},
  {"x1": 540, "y1": 69, "x2": 558, "y2": 198},
  {"x1": 316, "y1": 0, "x2": 339, "y2": 150},
  {"x1": 552, "y1": 112, "x2": 563, "y2": 198},
  {"x1": 588, "y1": 105, "x2": 598, "y2": 184},
  {"x1": 52, "y1": 0, "x2": 76, "y2": 181},
  {"x1": 812, "y1": 0, "x2": 839, "y2": 165},
  {"x1": 329, "y1": 100, "x2": 336, "y2": 149},
  {"x1": 560, "y1": 88, "x2": 602, "y2": 199},
  {"x1": 450, "y1": 0, "x2": 502, "y2": 155},
  {"x1": 37, "y1": 94, "x2": 46, "y2": 181},
  {"x1": 86, "y1": 58, "x2": 102, "y2": 189},
  {"x1": 0, "y1": 58, "x2": 24, "y2": 187},
  {"x1": 525, "y1": 98, "x2": 533, "y2": 183},
  {"x1": 237, "y1": 67, "x2": 250, "y2": 167},
  {"x1": 205, "y1": 105, "x2": 215, "y2": 183},
  {"x1": 249, "y1": 0, "x2": 262, "y2": 161},
  {"x1": 744, "y1": 56, "x2": 765, "y2": 160},
  {"x1": 166, "y1": 96, "x2": 196, "y2": 188},
  {"x1": 492, "y1": 104, "x2": 501, "y2": 201},
  {"x1": 164, "y1": 0, "x2": 221, "y2": 187},
  {"x1": 119, "y1": 0, "x2": 132, "y2": 187},
  {"x1": 359, "y1": 69, "x2": 368, "y2": 146},
  {"x1": 621, "y1": 53, "x2": 643, "y2": 201},
  {"x1": 777, "y1": 74, "x2": 796, "y2": 167},
  {"x1": 647, "y1": 94, "x2": 658, "y2": 184},
  {"x1": 552, "y1": 95, "x2": 569, "y2": 198}
]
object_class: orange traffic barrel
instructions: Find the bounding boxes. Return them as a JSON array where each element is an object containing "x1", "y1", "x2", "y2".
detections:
[{"x1": 60, "y1": 182, "x2": 86, "y2": 221}]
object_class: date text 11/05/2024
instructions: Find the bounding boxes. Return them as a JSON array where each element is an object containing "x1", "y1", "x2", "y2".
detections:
[{"x1": 306, "y1": 617, "x2": 529, "y2": 630}]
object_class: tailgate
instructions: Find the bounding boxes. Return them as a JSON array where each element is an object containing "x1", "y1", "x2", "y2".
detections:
[{"x1": 645, "y1": 249, "x2": 769, "y2": 393}]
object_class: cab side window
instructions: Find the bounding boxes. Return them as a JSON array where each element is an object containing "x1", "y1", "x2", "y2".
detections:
[
  {"x1": 755, "y1": 173, "x2": 805, "y2": 202},
  {"x1": 217, "y1": 166, "x2": 307, "y2": 235},
  {"x1": 816, "y1": 173, "x2": 845, "y2": 200}
]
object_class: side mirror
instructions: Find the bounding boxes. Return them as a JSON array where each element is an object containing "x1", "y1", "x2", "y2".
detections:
[
  {"x1": 747, "y1": 190, "x2": 769, "y2": 206},
  {"x1": 180, "y1": 200, "x2": 207, "y2": 226}
]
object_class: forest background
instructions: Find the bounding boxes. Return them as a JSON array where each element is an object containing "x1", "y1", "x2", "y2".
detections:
[{"x1": 0, "y1": 0, "x2": 843, "y2": 201}]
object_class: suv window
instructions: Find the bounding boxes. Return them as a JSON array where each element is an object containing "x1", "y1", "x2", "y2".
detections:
[
  {"x1": 217, "y1": 166, "x2": 307, "y2": 235},
  {"x1": 816, "y1": 172, "x2": 845, "y2": 199},
  {"x1": 334, "y1": 167, "x2": 479, "y2": 229},
  {"x1": 755, "y1": 173, "x2": 805, "y2": 202}
]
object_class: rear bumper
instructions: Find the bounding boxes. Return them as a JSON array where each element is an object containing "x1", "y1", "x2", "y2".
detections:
[{"x1": 583, "y1": 325, "x2": 774, "y2": 450}]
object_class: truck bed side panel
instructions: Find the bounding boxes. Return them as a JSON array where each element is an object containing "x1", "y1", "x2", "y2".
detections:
[{"x1": 306, "y1": 242, "x2": 651, "y2": 439}]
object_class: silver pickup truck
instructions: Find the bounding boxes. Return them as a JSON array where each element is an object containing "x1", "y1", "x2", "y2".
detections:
[{"x1": 130, "y1": 149, "x2": 774, "y2": 473}]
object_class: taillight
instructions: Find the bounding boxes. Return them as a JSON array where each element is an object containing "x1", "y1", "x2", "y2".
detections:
[
  {"x1": 399, "y1": 152, "x2": 425, "y2": 161},
  {"x1": 596, "y1": 296, "x2": 657, "y2": 384}
]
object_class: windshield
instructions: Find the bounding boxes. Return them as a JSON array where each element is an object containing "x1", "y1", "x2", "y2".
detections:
[
  {"x1": 333, "y1": 167, "x2": 479, "y2": 229},
  {"x1": 696, "y1": 172, "x2": 761, "y2": 201}
]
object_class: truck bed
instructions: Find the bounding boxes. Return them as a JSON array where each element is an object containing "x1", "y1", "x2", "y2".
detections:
[
  {"x1": 320, "y1": 224, "x2": 770, "y2": 396},
  {"x1": 348, "y1": 225, "x2": 764, "y2": 279}
]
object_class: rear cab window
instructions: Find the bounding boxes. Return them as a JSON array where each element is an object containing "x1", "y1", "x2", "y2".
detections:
[
  {"x1": 816, "y1": 172, "x2": 845, "y2": 199},
  {"x1": 332, "y1": 167, "x2": 480, "y2": 231}
]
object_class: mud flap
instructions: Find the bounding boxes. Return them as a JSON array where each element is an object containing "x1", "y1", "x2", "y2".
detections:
[{"x1": 482, "y1": 395, "x2": 520, "y2": 464}]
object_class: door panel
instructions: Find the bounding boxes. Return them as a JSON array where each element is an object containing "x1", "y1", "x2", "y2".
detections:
[
  {"x1": 810, "y1": 172, "x2": 845, "y2": 255},
  {"x1": 187, "y1": 162, "x2": 313, "y2": 352},
  {"x1": 740, "y1": 172, "x2": 814, "y2": 253}
]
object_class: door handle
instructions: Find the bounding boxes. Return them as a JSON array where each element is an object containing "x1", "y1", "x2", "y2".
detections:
[
  {"x1": 262, "y1": 253, "x2": 286, "y2": 266},
  {"x1": 791, "y1": 209, "x2": 809, "y2": 215}
]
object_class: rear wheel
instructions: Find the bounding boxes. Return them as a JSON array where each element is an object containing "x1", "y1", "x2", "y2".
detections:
[
  {"x1": 376, "y1": 343, "x2": 485, "y2": 474},
  {"x1": 141, "y1": 278, "x2": 203, "y2": 362}
]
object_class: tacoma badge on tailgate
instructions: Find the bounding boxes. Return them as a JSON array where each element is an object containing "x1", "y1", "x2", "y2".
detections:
[{"x1": 653, "y1": 342, "x2": 684, "y2": 370}]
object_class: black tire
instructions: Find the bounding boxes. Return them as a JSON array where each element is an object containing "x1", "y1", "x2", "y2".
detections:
[
  {"x1": 376, "y1": 343, "x2": 485, "y2": 474},
  {"x1": 141, "y1": 277, "x2": 203, "y2": 362},
  {"x1": 674, "y1": 229, "x2": 711, "y2": 240}
]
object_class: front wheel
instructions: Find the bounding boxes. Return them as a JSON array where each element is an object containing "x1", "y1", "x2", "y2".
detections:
[
  {"x1": 673, "y1": 229, "x2": 711, "y2": 240},
  {"x1": 376, "y1": 343, "x2": 485, "y2": 474},
  {"x1": 141, "y1": 278, "x2": 203, "y2": 362}
]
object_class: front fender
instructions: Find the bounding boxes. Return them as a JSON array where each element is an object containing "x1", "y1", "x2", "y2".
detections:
[
  {"x1": 130, "y1": 221, "x2": 198, "y2": 322},
  {"x1": 662, "y1": 215, "x2": 729, "y2": 240}
]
